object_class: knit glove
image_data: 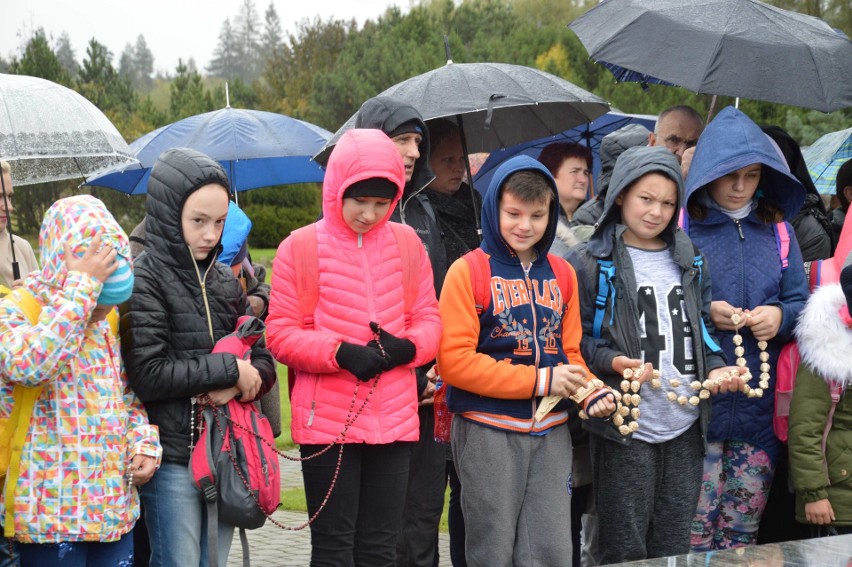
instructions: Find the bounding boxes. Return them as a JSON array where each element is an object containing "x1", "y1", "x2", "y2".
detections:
[
  {"x1": 335, "y1": 342, "x2": 387, "y2": 382},
  {"x1": 368, "y1": 322, "x2": 416, "y2": 369}
]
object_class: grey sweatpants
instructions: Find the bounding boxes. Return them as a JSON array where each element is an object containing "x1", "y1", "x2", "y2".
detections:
[
  {"x1": 451, "y1": 416, "x2": 573, "y2": 567},
  {"x1": 591, "y1": 421, "x2": 703, "y2": 565}
]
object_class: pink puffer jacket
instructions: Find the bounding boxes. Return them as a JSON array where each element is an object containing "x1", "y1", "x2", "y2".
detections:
[{"x1": 267, "y1": 129, "x2": 441, "y2": 445}]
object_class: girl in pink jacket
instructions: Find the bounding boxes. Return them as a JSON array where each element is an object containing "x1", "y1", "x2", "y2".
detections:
[{"x1": 267, "y1": 128, "x2": 441, "y2": 566}]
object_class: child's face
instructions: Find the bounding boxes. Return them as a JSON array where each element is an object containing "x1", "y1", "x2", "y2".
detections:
[
  {"x1": 342, "y1": 196, "x2": 393, "y2": 234},
  {"x1": 616, "y1": 173, "x2": 678, "y2": 249},
  {"x1": 391, "y1": 133, "x2": 422, "y2": 182},
  {"x1": 181, "y1": 184, "x2": 230, "y2": 260},
  {"x1": 499, "y1": 191, "x2": 549, "y2": 263},
  {"x1": 708, "y1": 164, "x2": 761, "y2": 210}
]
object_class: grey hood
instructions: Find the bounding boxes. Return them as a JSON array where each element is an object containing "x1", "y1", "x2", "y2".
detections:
[{"x1": 588, "y1": 145, "x2": 683, "y2": 258}]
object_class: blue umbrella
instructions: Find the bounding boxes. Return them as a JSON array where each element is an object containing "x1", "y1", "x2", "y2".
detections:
[
  {"x1": 802, "y1": 127, "x2": 852, "y2": 195},
  {"x1": 85, "y1": 107, "x2": 332, "y2": 194},
  {"x1": 473, "y1": 111, "x2": 656, "y2": 194}
]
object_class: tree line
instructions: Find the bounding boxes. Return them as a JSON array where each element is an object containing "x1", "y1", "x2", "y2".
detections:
[{"x1": 2, "y1": 0, "x2": 850, "y2": 248}]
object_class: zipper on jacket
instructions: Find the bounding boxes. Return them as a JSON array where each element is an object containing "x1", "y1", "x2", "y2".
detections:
[
  {"x1": 252, "y1": 412, "x2": 270, "y2": 483},
  {"x1": 732, "y1": 218, "x2": 745, "y2": 240},
  {"x1": 523, "y1": 262, "x2": 541, "y2": 431},
  {"x1": 190, "y1": 252, "x2": 218, "y2": 343},
  {"x1": 307, "y1": 400, "x2": 315, "y2": 427}
]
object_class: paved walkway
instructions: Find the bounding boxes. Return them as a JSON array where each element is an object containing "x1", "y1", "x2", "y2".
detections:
[{"x1": 228, "y1": 451, "x2": 452, "y2": 566}]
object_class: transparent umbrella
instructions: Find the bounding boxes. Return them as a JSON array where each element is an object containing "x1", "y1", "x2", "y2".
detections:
[
  {"x1": 0, "y1": 73, "x2": 137, "y2": 186},
  {"x1": 0, "y1": 73, "x2": 137, "y2": 279}
]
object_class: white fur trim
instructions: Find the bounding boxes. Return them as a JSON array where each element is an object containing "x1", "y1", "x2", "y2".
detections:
[
  {"x1": 795, "y1": 283, "x2": 852, "y2": 388},
  {"x1": 555, "y1": 221, "x2": 578, "y2": 248}
]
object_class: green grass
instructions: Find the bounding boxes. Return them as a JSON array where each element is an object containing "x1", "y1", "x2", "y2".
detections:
[
  {"x1": 251, "y1": 248, "x2": 276, "y2": 271},
  {"x1": 274, "y1": 364, "x2": 450, "y2": 532}
]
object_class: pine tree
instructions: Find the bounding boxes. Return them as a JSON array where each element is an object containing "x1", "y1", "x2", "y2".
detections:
[
  {"x1": 234, "y1": 0, "x2": 262, "y2": 83},
  {"x1": 54, "y1": 32, "x2": 80, "y2": 80},
  {"x1": 207, "y1": 18, "x2": 241, "y2": 79},
  {"x1": 9, "y1": 28, "x2": 70, "y2": 86},
  {"x1": 260, "y1": 2, "x2": 284, "y2": 66},
  {"x1": 134, "y1": 35, "x2": 154, "y2": 90}
]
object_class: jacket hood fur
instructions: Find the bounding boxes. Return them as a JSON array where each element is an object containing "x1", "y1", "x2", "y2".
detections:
[{"x1": 795, "y1": 283, "x2": 852, "y2": 389}]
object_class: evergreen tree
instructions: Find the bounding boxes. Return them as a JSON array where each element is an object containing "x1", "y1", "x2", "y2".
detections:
[
  {"x1": 133, "y1": 35, "x2": 155, "y2": 90},
  {"x1": 234, "y1": 0, "x2": 262, "y2": 82},
  {"x1": 9, "y1": 28, "x2": 71, "y2": 86},
  {"x1": 170, "y1": 59, "x2": 214, "y2": 120},
  {"x1": 77, "y1": 38, "x2": 136, "y2": 113},
  {"x1": 54, "y1": 32, "x2": 80, "y2": 80},
  {"x1": 208, "y1": 18, "x2": 242, "y2": 79},
  {"x1": 261, "y1": 2, "x2": 284, "y2": 65}
]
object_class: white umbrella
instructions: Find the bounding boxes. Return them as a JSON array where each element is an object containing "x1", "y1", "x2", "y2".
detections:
[{"x1": 0, "y1": 73, "x2": 137, "y2": 186}]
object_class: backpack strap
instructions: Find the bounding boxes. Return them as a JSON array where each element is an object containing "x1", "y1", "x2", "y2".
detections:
[
  {"x1": 593, "y1": 259, "x2": 616, "y2": 339},
  {"x1": 0, "y1": 287, "x2": 46, "y2": 538},
  {"x1": 691, "y1": 254, "x2": 723, "y2": 354},
  {"x1": 546, "y1": 254, "x2": 573, "y2": 314},
  {"x1": 289, "y1": 225, "x2": 320, "y2": 330},
  {"x1": 774, "y1": 222, "x2": 790, "y2": 271},
  {"x1": 388, "y1": 222, "x2": 421, "y2": 328},
  {"x1": 462, "y1": 248, "x2": 491, "y2": 315}
]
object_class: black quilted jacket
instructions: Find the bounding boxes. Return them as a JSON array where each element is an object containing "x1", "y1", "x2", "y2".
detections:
[{"x1": 120, "y1": 148, "x2": 276, "y2": 464}]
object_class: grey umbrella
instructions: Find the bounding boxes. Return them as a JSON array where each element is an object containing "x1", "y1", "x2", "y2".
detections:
[
  {"x1": 569, "y1": 0, "x2": 852, "y2": 113},
  {"x1": 315, "y1": 60, "x2": 610, "y2": 164}
]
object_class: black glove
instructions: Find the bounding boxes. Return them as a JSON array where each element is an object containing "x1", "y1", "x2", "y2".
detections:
[
  {"x1": 335, "y1": 342, "x2": 387, "y2": 382},
  {"x1": 368, "y1": 322, "x2": 416, "y2": 369}
]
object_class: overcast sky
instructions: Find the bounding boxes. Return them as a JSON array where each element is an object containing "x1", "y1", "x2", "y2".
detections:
[{"x1": 1, "y1": 0, "x2": 409, "y2": 75}]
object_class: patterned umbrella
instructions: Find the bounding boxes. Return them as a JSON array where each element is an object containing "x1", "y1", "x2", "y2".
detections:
[{"x1": 802, "y1": 127, "x2": 852, "y2": 195}]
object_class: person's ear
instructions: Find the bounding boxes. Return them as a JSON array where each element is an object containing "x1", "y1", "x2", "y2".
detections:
[
  {"x1": 844, "y1": 185, "x2": 852, "y2": 206},
  {"x1": 648, "y1": 132, "x2": 657, "y2": 146},
  {"x1": 615, "y1": 194, "x2": 624, "y2": 206}
]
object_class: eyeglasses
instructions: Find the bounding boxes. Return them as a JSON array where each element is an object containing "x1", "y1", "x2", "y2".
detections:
[{"x1": 663, "y1": 135, "x2": 698, "y2": 151}]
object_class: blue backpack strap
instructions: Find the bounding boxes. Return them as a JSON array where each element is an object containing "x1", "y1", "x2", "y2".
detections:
[
  {"x1": 774, "y1": 222, "x2": 790, "y2": 271},
  {"x1": 593, "y1": 259, "x2": 616, "y2": 339},
  {"x1": 692, "y1": 253, "x2": 722, "y2": 354}
]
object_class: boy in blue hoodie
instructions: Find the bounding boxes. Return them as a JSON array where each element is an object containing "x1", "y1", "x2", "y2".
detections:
[
  {"x1": 684, "y1": 107, "x2": 809, "y2": 550},
  {"x1": 438, "y1": 155, "x2": 614, "y2": 566}
]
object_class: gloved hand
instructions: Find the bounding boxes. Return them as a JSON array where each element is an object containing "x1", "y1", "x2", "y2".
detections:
[
  {"x1": 335, "y1": 342, "x2": 387, "y2": 382},
  {"x1": 368, "y1": 322, "x2": 416, "y2": 369}
]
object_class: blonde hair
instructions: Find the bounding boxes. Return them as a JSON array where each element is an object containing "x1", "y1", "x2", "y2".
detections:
[{"x1": 0, "y1": 161, "x2": 9, "y2": 175}]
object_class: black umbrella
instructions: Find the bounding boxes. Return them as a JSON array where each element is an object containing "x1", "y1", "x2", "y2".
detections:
[
  {"x1": 315, "y1": 59, "x2": 610, "y2": 164},
  {"x1": 569, "y1": 0, "x2": 852, "y2": 112}
]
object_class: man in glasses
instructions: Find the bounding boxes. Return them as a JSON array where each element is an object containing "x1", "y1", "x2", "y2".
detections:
[{"x1": 649, "y1": 105, "x2": 704, "y2": 165}]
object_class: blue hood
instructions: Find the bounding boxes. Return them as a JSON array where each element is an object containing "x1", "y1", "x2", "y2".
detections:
[
  {"x1": 685, "y1": 106, "x2": 805, "y2": 219},
  {"x1": 480, "y1": 155, "x2": 560, "y2": 264}
]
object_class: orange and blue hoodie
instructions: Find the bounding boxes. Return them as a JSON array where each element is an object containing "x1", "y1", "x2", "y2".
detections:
[{"x1": 437, "y1": 155, "x2": 596, "y2": 434}]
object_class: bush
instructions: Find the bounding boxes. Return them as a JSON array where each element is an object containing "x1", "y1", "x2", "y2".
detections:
[{"x1": 244, "y1": 204, "x2": 316, "y2": 248}]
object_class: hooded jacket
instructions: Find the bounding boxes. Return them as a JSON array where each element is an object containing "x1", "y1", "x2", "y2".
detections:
[
  {"x1": 266, "y1": 129, "x2": 442, "y2": 445},
  {"x1": 685, "y1": 106, "x2": 809, "y2": 463},
  {"x1": 573, "y1": 123, "x2": 651, "y2": 229},
  {"x1": 354, "y1": 96, "x2": 448, "y2": 296},
  {"x1": 0, "y1": 195, "x2": 161, "y2": 543},
  {"x1": 437, "y1": 155, "x2": 595, "y2": 434},
  {"x1": 789, "y1": 283, "x2": 852, "y2": 526},
  {"x1": 121, "y1": 148, "x2": 276, "y2": 465},
  {"x1": 568, "y1": 146, "x2": 726, "y2": 446}
]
